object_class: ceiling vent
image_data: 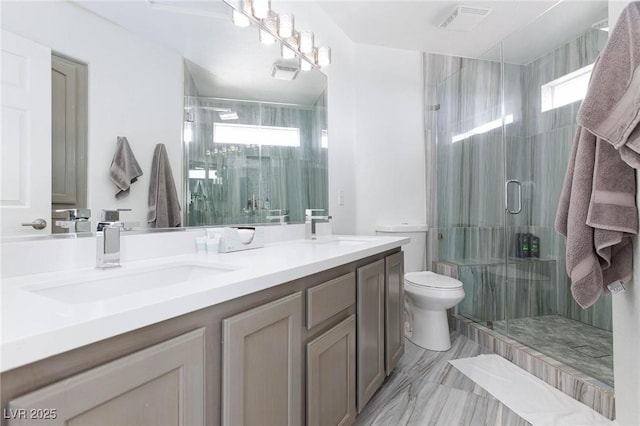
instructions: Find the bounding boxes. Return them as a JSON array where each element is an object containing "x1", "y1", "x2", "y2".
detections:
[
  {"x1": 439, "y1": 5, "x2": 491, "y2": 31},
  {"x1": 271, "y1": 63, "x2": 299, "y2": 81}
]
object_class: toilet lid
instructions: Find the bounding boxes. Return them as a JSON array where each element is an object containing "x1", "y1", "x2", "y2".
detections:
[{"x1": 405, "y1": 271, "x2": 463, "y2": 289}]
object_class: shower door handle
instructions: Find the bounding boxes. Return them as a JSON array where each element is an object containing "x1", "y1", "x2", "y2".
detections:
[{"x1": 505, "y1": 179, "x2": 522, "y2": 214}]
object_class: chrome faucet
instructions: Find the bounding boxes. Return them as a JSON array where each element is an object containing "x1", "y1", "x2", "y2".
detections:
[
  {"x1": 266, "y1": 209, "x2": 289, "y2": 225},
  {"x1": 305, "y1": 209, "x2": 332, "y2": 239},
  {"x1": 96, "y1": 224, "x2": 121, "y2": 268}
]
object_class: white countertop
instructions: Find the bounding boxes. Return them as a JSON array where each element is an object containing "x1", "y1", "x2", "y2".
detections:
[{"x1": 1, "y1": 235, "x2": 407, "y2": 372}]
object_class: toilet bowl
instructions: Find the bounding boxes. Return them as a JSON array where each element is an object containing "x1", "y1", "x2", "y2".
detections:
[{"x1": 404, "y1": 271, "x2": 464, "y2": 351}]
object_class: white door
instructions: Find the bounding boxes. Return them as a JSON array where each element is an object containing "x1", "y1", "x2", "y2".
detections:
[{"x1": 1, "y1": 30, "x2": 51, "y2": 236}]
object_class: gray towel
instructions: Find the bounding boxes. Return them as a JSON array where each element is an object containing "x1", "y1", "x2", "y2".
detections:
[
  {"x1": 578, "y1": 2, "x2": 640, "y2": 167},
  {"x1": 555, "y1": 2, "x2": 640, "y2": 309},
  {"x1": 109, "y1": 136, "x2": 143, "y2": 199},
  {"x1": 147, "y1": 143, "x2": 181, "y2": 228}
]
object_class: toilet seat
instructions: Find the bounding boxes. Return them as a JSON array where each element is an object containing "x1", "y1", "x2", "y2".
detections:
[{"x1": 405, "y1": 271, "x2": 462, "y2": 290}]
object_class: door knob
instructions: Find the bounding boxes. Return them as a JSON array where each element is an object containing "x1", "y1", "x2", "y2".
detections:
[{"x1": 21, "y1": 218, "x2": 47, "y2": 230}]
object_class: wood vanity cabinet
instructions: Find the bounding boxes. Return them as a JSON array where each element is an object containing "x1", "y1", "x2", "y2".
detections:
[
  {"x1": 1, "y1": 248, "x2": 404, "y2": 426},
  {"x1": 221, "y1": 292, "x2": 302, "y2": 426},
  {"x1": 6, "y1": 329, "x2": 205, "y2": 426},
  {"x1": 356, "y1": 252, "x2": 405, "y2": 412}
]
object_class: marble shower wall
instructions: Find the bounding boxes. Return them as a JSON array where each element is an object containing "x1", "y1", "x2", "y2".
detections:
[
  {"x1": 513, "y1": 29, "x2": 610, "y2": 330},
  {"x1": 428, "y1": 28, "x2": 612, "y2": 332}
]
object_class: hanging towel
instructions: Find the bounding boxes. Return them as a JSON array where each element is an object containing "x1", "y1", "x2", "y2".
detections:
[
  {"x1": 555, "y1": 2, "x2": 640, "y2": 309},
  {"x1": 578, "y1": 2, "x2": 640, "y2": 168},
  {"x1": 147, "y1": 143, "x2": 181, "y2": 228},
  {"x1": 109, "y1": 136, "x2": 143, "y2": 199}
]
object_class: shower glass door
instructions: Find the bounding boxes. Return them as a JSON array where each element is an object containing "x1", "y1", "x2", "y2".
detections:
[
  {"x1": 500, "y1": 6, "x2": 614, "y2": 386},
  {"x1": 434, "y1": 2, "x2": 614, "y2": 386}
]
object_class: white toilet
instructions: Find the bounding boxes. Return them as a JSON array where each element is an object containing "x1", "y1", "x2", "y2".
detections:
[{"x1": 375, "y1": 225, "x2": 465, "y2": 351}]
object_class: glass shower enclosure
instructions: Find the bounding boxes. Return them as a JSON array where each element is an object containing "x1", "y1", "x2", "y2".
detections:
[{"x1": 431, "y1": 3, "x2": 613, "y2": 386}]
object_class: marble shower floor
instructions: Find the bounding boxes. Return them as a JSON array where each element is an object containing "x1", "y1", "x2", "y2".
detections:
[
  {"x1": 355, "y1": 332, "x2": 530, "y2": 426},
  {"x1": 490, "y1": 315, "x2": 614, "y2": 386}
]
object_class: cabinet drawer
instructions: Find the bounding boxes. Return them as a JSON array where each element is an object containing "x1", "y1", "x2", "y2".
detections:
[{"x1": 307, "y1": 272, "x2": 356, "y2": 329}]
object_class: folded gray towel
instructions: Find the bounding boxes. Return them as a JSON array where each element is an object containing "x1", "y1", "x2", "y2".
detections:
[
  {"x1": 147, "y1": 143, "x2": 181, "y2": 228},
  {"x1": 555, "y1": 2, "x2": 640, "y2": 309},
  {"x1": 109, "y1": 136, "x2": 143, "y2": 199},
  {"x1": 578, "y1": 2, "x2": 640, "y2": 167}
]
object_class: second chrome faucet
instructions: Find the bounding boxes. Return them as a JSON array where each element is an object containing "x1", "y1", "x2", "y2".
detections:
[{"x1": 305, "y1": 209, "x2": 332, "y2": 239}]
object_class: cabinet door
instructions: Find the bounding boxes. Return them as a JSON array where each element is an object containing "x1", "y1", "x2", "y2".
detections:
[
  {"x1": 7, "y1": 328, "x2": 205, "y2": 426},
  {"x1": 307, "y1": 315, "x2": 356, "y2": 426},
  {"x1": 222, "y1": 292, "x2": 302, "y2": 426},
  {"x1": 356, "y1": 259, "x2": 385, "y2": 412},
  {"x1": 385, "y1": 252, "x2": 405, "y2": 375}
]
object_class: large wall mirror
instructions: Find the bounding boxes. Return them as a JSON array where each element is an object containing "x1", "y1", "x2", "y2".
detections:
[{"x1": 0, "y1": 0, "x2": 327, "y2": 236}]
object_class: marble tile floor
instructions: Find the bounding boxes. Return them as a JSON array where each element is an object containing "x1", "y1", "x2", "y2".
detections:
[
  {"x1": 490, "y1": 315, "x2": 613, "y2": 386},
  {"x1": 355, "y1": 332, "x2": 531, "y2": 426}
]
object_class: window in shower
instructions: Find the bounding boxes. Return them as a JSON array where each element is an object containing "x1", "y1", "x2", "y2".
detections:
[
  {"x1": 213, "y1": 122, "x2": 301, "y2": 147},
  {"x1": 541, "y1": 63, "x2": 594, "y2": 112}
]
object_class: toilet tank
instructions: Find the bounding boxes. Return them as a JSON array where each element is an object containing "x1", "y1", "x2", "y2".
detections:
[{"x1": 375, "y1": 224, "x2": 428, "y2": 273}]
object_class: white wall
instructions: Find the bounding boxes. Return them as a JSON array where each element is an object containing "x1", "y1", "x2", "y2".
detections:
[
  {"x1": 277, "y1": 3, "x2": 426, "y2": 236},
  {"x1": 353, "y1": 45, "x2": 426, "y2": 234},
  {"x1": 609, "y1": 2, "x2": 640, "y2": 424},
  {"x1": 1, "y1": 1, "x2": 183, "y2": 228},
  {"x1": 277, "y1": 1, "x2": 358, "y2": 234}
]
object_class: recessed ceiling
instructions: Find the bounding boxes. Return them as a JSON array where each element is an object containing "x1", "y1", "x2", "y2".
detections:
[{"x1": 317, "y1": 1, "x2": 608, "y2": 63}]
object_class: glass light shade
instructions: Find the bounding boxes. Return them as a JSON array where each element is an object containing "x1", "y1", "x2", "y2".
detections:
[
  {"x1": 242, "y1": 0, "x2": 253, "y2": 14},
  {"x1": 232, "y1": 9, "x2": 251, "y2": 27},
  {"x1": 281, "y1": 43, "x2": 296, "y2": 59},
  {"x1": 299, "y1": 30, "x2": 314, "y2": 54},
  {"x1": 287, "y1": 32, "x2": 300, "y2": 50},
  {"x1": 259, "y1": 15, "x2": 278, "y2": 45},
  {"x1": 278, "y1": 13, "x2": 294, "y2": 38},
  {"x1": 252, "y1": 0, "x2": 270, "y2": 19},
  {"x1": 317, "y1": 46, "x2": 331, "y2": 66},
  {"x1": 300, "y1": 57, "x2": 313, "y2": 71},
  {"x1": 259, "y1": 28, "x2": 276, "y2": 45}
]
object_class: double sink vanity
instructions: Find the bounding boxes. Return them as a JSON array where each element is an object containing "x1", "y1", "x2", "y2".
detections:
[{"x1": 0, "y1": 230, "x2": 407, "y2": 425}]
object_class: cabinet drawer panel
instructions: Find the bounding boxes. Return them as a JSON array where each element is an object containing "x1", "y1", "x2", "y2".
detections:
[{"x1": 307, "y1": 272, "x2": 356, "y2": 330}]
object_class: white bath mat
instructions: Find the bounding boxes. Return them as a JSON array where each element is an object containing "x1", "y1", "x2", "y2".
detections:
[{"x1": 449, "y1": 354, "x2": 612, "y2": 426}]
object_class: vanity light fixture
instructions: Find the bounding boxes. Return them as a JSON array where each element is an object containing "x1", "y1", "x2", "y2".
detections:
[
  {"x1": 252, "y1": 0, "x2": 270, "y2": 19},
  {"x1": 225, "y1": 0, "x2": 331, "y2": 69},
  {"x1": 259, "y1": 15, "x2": 278, "y2": 45},
  {"x1": 232, "y1": 9, "x2": 251, "y2": 27},
  {"x1": 299, "y1": 30, "x2": 314, "y2": 54},
  {"x1": 281, "y1": 44, "x2": 296, "y2": 59},
  {"x1": 281, "y1": 32, "x2": 299, "y2": 59},
  {"x1": 278, "y1": 13, "x2": 294, "y2": 38},
  {"x1": 300, "y1": 57, "x2": 313, "y2": 72},
  {"x1": 317, "y1": 46, "x2": 331, "y2": 67}
]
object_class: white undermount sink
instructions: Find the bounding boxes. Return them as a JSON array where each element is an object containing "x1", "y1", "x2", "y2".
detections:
[{"x1": 25, "y1": 262, "x2": 239, "y2": 304}]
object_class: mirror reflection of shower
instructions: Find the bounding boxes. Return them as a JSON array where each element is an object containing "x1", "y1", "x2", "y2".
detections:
[{"x1": 183, "y1": 95, "x2": 328, "y2": 227}]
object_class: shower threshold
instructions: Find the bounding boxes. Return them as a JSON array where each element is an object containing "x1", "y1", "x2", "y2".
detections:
[{"x1": 453, "y1": 313, "x2": 615, "y2": 420}]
